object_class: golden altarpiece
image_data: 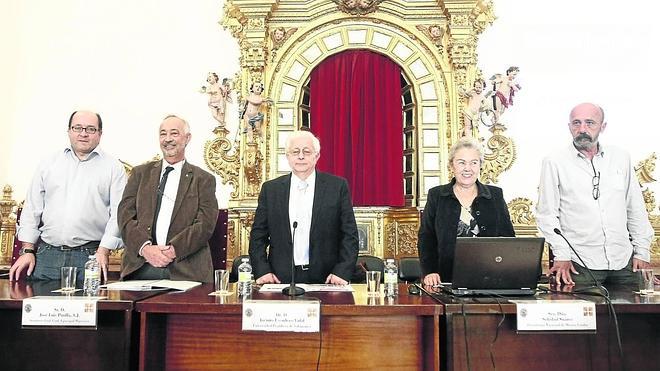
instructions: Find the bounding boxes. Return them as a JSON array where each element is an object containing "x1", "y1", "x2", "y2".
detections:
[
  {"x1": 0, "y1": 0, "x2": 658, "y2": 271},
  {"x1": 199, "y1": 0, "x2": 660, "y2": 269}
]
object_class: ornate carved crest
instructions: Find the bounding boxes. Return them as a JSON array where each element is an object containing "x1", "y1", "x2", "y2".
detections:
[{"x1": 333, "y1": 0, "x2": 385, "y2": 16}]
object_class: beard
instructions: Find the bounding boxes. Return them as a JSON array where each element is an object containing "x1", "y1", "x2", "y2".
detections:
[{"x1": 573, "y1": 133, "x2": 596, "y2": 150}]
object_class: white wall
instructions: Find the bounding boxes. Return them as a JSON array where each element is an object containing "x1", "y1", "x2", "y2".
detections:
[
  {"x1": 478, "y1": 0, "x2": 660, "y2": 204},
  {"x1": 1, "y1": 0, "x2": 658, "y2": 209},
  {"x1": 0, "y1": 0, "x2": 239, "y2": 206}
]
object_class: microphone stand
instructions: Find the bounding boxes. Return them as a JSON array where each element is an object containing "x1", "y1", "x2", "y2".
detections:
[
  {"x1": 553, "y1": 228, "x2": 609, "y2": 297},
  {"x1": 553, "y1": 229, "x2": 626, "y2": 367},
  {"x1": 283, "y1": 221, "x2": 305, "y2": 296}
]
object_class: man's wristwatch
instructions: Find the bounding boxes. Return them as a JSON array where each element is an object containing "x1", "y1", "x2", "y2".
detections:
[{"x1": 19, "y1": 247, "x2": 36, "y2": 255}]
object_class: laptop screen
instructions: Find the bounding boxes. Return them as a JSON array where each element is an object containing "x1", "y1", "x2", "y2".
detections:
[{"x1": 451, "y1": 237, "x2": 545, "y2": 292}]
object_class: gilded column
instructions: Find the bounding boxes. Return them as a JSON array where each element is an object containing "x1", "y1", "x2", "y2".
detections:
[
  {"x1": 444, "y1": 0, "x2": 495, "y2": 142},
  {"x1": 220, "y1": 0, "x2": 278, "y2": 257},
  {"x1": 0, "y1": 185, "x2": 18, "y2": 267}
]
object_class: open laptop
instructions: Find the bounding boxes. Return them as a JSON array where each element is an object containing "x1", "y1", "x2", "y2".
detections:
[{"x1": 440, "y1": 237, "x2": 545, "y2": 296}]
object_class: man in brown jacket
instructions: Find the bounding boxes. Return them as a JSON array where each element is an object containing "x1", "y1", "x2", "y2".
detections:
[{"x1": 118, "y1": 115, "x2": 218, "y2": 283}]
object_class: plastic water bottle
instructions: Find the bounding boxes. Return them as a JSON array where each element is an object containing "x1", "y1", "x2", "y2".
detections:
[
  {"x1": 384, "y1": 259, "x2": 398, "y2": 298},
  {"x1": 83, "y1": 255, "x2": 101, "y2": 295},
  {"x1": 237, "y1": 257, "x2": 252, "y2": 296}
]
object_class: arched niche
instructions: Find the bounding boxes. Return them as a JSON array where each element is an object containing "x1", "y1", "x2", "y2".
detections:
[{"x1": 267, "y1": 20, "x2": 452, "y2": 206}]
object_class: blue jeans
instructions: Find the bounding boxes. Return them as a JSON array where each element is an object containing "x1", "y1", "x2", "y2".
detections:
[{"x1": 31, "y1": 241, "x2": 98, "y2": 281}]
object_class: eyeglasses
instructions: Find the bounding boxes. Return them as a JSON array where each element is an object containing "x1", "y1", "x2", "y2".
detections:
[
  {"x1": 70, "y1": 125, "x2": 99, "y2": 134},
  {"x1": 591, "y1": 163, "x2": 600, "y2": 200},
  {"x1": 287, "y1": 149, "x2": 315, "y2": 158}
]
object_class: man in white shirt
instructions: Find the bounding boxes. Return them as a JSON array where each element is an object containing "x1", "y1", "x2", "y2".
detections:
[
  {"x1": 537, "y1": 102, "x2": 654, "y2": 286},
  {"x1": 9, "y1": 110, "x2": 127, "y2": 282}
]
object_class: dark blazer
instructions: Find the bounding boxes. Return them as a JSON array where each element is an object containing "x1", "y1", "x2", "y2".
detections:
[
  {"x1": 249, "y1": 172, "x2": 359, "y2": 283},
  {"x1": 418, "y1": 179, "x2": 515, "y2": 282},
  {"x1": 118, "y1": 160, "x2": 219, "y2": 283}
]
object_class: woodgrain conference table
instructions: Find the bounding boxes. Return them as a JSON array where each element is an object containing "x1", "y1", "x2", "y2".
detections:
[
  {"x1": 425, "y1": 284, "x2": 660, "y2": 371},
  {"x1": 0, "y1": 279, "x2": 160, "y2": 371},
  {"x1": 136, "y1": 283, "x2": 443, "y2": 370}
]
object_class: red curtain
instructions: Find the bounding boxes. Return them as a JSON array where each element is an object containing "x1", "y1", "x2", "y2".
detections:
[{"x1": 310, "y1": 50, "x2": 404, "y2": 206}]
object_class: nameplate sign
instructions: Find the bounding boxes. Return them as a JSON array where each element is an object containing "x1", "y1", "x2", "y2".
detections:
[
  {"x1": 22, "y1": 296, "x2": 99, "y2": 327},
  {"x1": 513, "y1": 300, "x2": 596, "y2": 331},
  {"x1": 242, "y1": 300, "x2": 320, "y2": 333}
]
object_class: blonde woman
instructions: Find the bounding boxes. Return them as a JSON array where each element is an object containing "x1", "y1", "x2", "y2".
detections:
[{"x1": 417, "y1": 137, "x2": 515, "y2": 286}]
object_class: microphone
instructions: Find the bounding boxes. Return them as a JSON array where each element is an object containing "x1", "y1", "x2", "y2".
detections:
[
  {"x1": 282, "y1": 221, "x2": 305, "y2": 296},
  {"x1": 553, "y1": 228, "x2": 607, "y2": 295}
]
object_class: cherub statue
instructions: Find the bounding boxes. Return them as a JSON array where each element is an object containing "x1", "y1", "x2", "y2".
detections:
[
  {"x1": 483, "y1": 66, "x2": 521, "y2": 124},
  {"x1": 416, "y1": 24, "x2": 445, "y2": 50},
  {"x1": 270, "y1": 27, "x2": 297, "y2": 48},
  {"x1": 269, "y1": 27, "x2": 298, "y2": 62},
  {"x1": 460, "y1": 78, "x2": 486, "y2": 137},
  {"x1": 240, "y1": 82, "x2": 273, "y2": 142},
  {"x1": 200, "y1": 73, "x2": 232, "y2": 128}
]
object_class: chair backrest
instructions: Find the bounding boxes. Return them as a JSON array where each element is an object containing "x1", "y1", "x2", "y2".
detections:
[
  {"x1": 229, "y1": 254, "x2": 250, "y2": 282},
  {"x1": 352, "y1": 255, "x2": 385, "y2": 283},
  {"x1": 208, "y1": 210, "x2": 229, "y2": 270},
  {"x1": 398, "y1": 257, "x2": 421, "y2": 283}
]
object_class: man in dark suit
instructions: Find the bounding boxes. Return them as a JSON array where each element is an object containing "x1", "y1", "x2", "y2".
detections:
[
  {"x1": 119, "y1": 115, "x2": 218, "y2": 283},
  {"x1": 249, "y1": 131, "x2": 358, "y2": 284}
]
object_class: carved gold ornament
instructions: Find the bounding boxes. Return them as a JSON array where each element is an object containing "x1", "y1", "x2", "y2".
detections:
[
  {"x1": 507, "y1": 197, "x2": 535, "y2": 225},
  {"x1": 642, "y1": 189, "x2": 656, "y2": 214},
  {"x1": 480, "y1": 124, "x2": 516, "y2": 184},
  {"x1": 239, "y1": 211, "x2": 256, "y2": 233},
  {"x1": 242, "y1": 143, "x2": 263, "y2": 198},
  {"x1": 204, "y1": 130, "x2": 240, "y2": 199},
  {"x1": 636, "y1": 152, "x2": 657, "y2": 184},
  {"x1": 332, "y1": 0, "x2": 385, "y2": 16},
  {"x1": 396, "y1": 223, "x2": 419, "y2": 256},
  {"x1": 0, "y1": 185, "x2": 18, "y2": 266},
  {"x1": 635, "y1": 153, "x2": 658, "y2": 215}
]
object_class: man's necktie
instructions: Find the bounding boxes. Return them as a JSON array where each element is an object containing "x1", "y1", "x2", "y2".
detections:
[
  {"x1": 296, "y1": 180, "x2": 308, "y2": 216},
  {"x1": 294, "y1": 180, "x2": 308, "y2": 264},
  {"x1": 152, "y1": 166, "x2": 174, "y2": 243}
]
